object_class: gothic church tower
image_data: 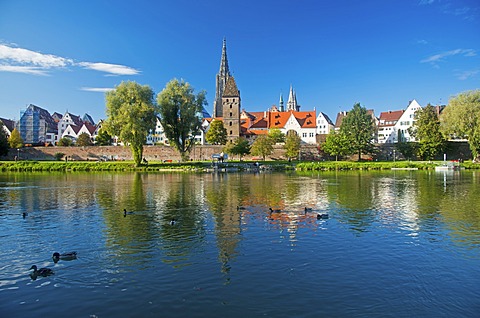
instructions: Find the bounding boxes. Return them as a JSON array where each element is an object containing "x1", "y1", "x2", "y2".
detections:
[
  {"x1": 213, "y1": 38, "x2": 231, "y2": 118},
  {"x1": 222, "y1": 76, "x2": 241, "y2": 142}
]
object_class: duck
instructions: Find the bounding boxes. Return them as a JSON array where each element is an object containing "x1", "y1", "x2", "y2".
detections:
[
  {"x1": 52, "y1": 251, "x2": 77, "y2": 262},
  {"x1": 269, "y1": 207, "x2": 281, "y2": 213},
  {"x1": 317, "y1": 213, "x2": 329, "y2": 220},
  {"x1": 237, "y1": 206, "x2": 247, "y2": 210},
  {"x1": 29, "y1": 265, "x2": 54, "y2": 277},
  {"x1": 304, "y1": 207, "x2": 313, "y2": 213},
  {"x1": 22, "y1": 212, "x2": 28, "y2": 219},
  {"x1": 123, "y1": 209, "x2": 134, "y2": 217},
  {"x1": 169, "y1": 218, "x2": 177, "y2": 226}
]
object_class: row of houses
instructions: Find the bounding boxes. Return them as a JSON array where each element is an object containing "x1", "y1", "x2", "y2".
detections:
[{"x1": 0, "y1": 98, "x2": 440, "y2": 148}]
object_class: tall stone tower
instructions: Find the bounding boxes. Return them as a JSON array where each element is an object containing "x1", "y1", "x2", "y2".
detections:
[
  {"x1": 222, "y1": 76, "x2": 241, "y2": 142},
  {"x1": 213, "y1": 38, "x2": 231, "y2": 118}
]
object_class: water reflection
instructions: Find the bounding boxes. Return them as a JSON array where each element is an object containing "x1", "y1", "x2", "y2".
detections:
[{"x1": 1, "y1": 171, "x2": 480, "y2": 317}]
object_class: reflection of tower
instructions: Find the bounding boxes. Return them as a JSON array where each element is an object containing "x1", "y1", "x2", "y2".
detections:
[
  {"x1": 222, "y1": 76, "x2": 241, "y2": 142},
  {"x1": 213, "y1": 38, "x2": 231, "y2": 118}
]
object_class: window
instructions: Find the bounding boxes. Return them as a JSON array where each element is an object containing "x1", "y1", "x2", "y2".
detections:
[
  {"x1": 230, "y1": 112, "x2": 232, "y2": 117},
  {"x1": 230, "y1": 130, "x2": 232, "y2": 135},
  {"x1": 229, "y1": 122, "x2": 232, "y2": 126},
  {"x1": 309, "y1": 133, "x2": 314, "y2": 137},
  {"x1": 302, "y1": 133, "x2": 307, "y2": 137}
]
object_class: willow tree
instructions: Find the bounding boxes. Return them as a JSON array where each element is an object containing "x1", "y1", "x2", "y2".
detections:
[
  {"x1": 157, "y1": 79, "x2": 206, "y2": 161},
  {"x1": 340, "y1": 103, "x2": 375, "y2": 161},
  {"x1": 440, "y1": 90, "x2": 480, "y2": 160},
  {"x1": 104, "y1": 81, "x2": 157, "y2": 167}
]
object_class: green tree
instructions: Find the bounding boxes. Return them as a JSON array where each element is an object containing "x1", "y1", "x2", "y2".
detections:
[
  {"x1": 250, "y1": 135, "x2": 274, "y2": 161},
  {"x1": 8, "y1": 128, "x2": 23, "y2": 149},
  {"x1": 440, "y1": 90, "x2": 480, "y2": 160},
  {"x1": 340, "y1": 103, "x2": 375, "y2": 161},
  {"x1": 284, "y1": 133, "x2": 301, "y2": 160},
  {"x1": 395, "y1": 142, "x2": 418, "y2": 161},
  {"x1": 157, "y1": 79, "x2": 206, "y2": 161},
  {"x1": 409, "y1": 104, "x2": 446, "y2": 160},
  {"x1": 57, "y1": 137, "x2": 74, "y2": 146},
  {"x1": 321, "y1": 131, "x2": 350, "y2": 161},
  {"x1": 95, "y1": 129, "x2": 112, "y2": 146},
  {"x1": 76, "y1": 132, "x2": 93, "y2": 146},
  {"x1": 104, "y1": 81, "x2": 157, "y2": 167},
  {"x1": 223, "y1": 137, "x2": 251, "y2": 161},
  {"x1": 206, "y1": 119, "x2": 227, "y2": 145},
  {"x1": 0, "y1": 122, "x2": 8, "y2": 156},
  {"x1": 268, "y1": 128, "x2": 285, "y2": 144}
]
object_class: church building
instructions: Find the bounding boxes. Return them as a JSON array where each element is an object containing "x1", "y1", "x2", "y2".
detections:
[{"x1": 213, "y1": 39, "x2": 241, "y2": 142}]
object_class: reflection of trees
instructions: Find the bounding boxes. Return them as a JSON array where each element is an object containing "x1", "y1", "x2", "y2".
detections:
[
  {"x1": 330, "y1": 172, "x2": 376, "y2": 233},
  {"x1": 97, "y1": 173, "x2": 157, "y2": 267},
  {"x1": 438, "y1": 172, "x2": 480, "y2": 247}
]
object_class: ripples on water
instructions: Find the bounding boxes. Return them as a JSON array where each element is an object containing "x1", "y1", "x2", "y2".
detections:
[{"x1": 0, "y1": 171, "x2": 479, "y2": 317}]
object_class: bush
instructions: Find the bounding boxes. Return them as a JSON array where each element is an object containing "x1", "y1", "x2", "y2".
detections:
[{"x1": 54, "y1": 152, "x2": 65, "y2": 161}]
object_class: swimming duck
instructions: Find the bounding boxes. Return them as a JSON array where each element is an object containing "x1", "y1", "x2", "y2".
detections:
[
  {"x1": 317, "y1": 213, "x2": 329, "y2": 220},
  {"x1": 29, "y1": 265, "x2": 54, "y2": 277},
  {"x1": 22, "y1": 212, "x2": 28, "y2": 219},
  {"x1": 123, "y1": 209, "x2": 134, "y2": 217},
  {"x1": 170, "y1": 218, "x2": 177, "y2": 226},
  {"x1": 52, "y1": 251, "x2": 77, "y2": 262},
  {"x1": 304, "y1": 207, "x2": 313, "y2": 213},
  {"x1": 269, "y1": 207, "x2": 281, "y2": 213}
]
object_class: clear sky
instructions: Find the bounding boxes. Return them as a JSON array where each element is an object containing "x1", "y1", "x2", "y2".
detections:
[{"x1": 1, "y1": 0, "x2": 479, "y2": 123}]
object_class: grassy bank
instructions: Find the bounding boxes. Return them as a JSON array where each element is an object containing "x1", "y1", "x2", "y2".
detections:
[
  {"x1": 296, "y1": 160, "x2": 479, "y2": 171},
  {"x1": 0, "y1": 160, "x2": 478, "y2": 172}
]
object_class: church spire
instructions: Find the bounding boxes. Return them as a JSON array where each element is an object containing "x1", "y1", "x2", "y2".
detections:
[
  {"x1": 279, "y1": 93, "x2": 284, "y2": 112},
  {"x1": 219, "y1": 38, "x2": 230, "y2": 77},
  {"x1": 214, "y1": 38, "x2": 232, "y2": 118},
  {"x1": 287, "y1": 85, "x2": 299, "y2": 111}
]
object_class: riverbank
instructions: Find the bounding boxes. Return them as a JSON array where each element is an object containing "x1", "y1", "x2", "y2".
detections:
[{"x1": 0, "y1": 160, "x2": 478, "y2": 172}]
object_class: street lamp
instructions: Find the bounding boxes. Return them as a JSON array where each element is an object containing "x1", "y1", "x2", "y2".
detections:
[
  {"x1": 17, "y1": 148, "x2": 20, "y2": 161},
  {"x1": 393, "y1": 149, "x2": 396, "y2": 162}
]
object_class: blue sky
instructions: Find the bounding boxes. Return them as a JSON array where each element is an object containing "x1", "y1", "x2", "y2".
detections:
[{"x1": 1, "y1": 0, "x2": 479, "y2": 123}]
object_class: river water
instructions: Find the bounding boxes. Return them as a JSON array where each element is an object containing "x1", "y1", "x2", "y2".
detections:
[{"x1": 0, "y1": 170, "x2": 479, "y2": 317}]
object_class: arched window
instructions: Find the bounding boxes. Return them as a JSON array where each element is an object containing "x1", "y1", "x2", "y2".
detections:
[
  {"x1": 230, "y1": 130, "x2": 233, "y2": 135},
  {"x1": 229, "y1": 121, "x2": 232, "y2": 126}
]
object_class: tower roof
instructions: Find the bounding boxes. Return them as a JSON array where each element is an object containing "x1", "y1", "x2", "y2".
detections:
[{"x1": 223, "y1": 76, "x2": 239, "y2": 97}]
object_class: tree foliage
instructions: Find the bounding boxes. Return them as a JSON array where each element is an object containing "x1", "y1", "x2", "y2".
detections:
[
  {"x1": 8, "y1": 128, "x2": 23, "y2": 149},
  {"x1": 321, "y1": 131, "x2": 350, "y2": 161},
  {"x1": 440, "y1": 89, "x2": 480, "y2": 160},
  {"x1": 157, "y1": 79, "x2": 206, "y2": 161},
  {"x1": 340, "y1": 103, "x2": 375, "y2": 160},
  {"x1": 0, "y1": 122, "x2": 8, "y2": 156},
  {"x1": 284, "y1": 133, "x2": 301, "y2": 160},
  {"x1": 395, "y1": 142, "x2": 418, "y2": 161},
  {"x1": 76, "y1": 132, "x2": 93, "y2": 146},
  {"x1": 409, "y1": 104, "x2": 446, "y2": 160},
  {"x1": 250, "y1": 135, "x2": 274, "y2": 160},
  {"x1": 268, "y1": 128, "x2": 285, "y2": 144},
  {"x1": 104, "y1": 81, "x2": 157, "y2": 167},
  {"x1": 223, "y1": 137, "x2": 251, "y2": 161},
  {"x1": 57, "y1": 137, "x2": 74, "y2": 146},
  {"x1": 206, "y1": 119, "x2": 227, "y2": 145},
  {"x1": 95, "y1": 129, "x2": 112, "y2": 146}
]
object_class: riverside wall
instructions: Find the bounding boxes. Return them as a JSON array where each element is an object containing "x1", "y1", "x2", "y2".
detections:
[{"x1": 4, "y1": 142, "x2": 472, "y2": 162}]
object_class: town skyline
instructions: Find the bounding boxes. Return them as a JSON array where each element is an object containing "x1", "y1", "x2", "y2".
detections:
[{"x1": 1, "y1": 0, "x2": 479, "y2": 122}]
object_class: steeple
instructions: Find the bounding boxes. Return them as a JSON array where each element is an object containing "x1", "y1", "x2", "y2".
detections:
[
  {"x1": 287, "y1": 85, "x2": 298, "y2": 111},
  {"x1": 219, "y1": 38, "x2": 231, "y2": 77},
  {"x1": 213, "y1": 38, "x2": 231, "y2": 118},
  {"x1": 279, "y1": 93, "x2": 284, "y2": 112}
]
